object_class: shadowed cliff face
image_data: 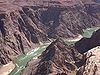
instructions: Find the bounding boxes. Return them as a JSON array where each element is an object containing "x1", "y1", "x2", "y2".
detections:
[
  {"x1": 38, "y1": 7, "x2": 61, "y2": 38},
  {"x1": 31, "y1": 4, "x2": 100, "y2": 38},
  {"x1": 0, "y1": 1, "x2": 100, "y2": 66},
  {"x1": 95, "y1": 0, "x2": 100, "y2": 3},
  {"x1": 75, "y1": 29, "x2": 100, "y2": 54},
  {"x1": 0, "y1": 14, "x2": 6, "y2": 37}
]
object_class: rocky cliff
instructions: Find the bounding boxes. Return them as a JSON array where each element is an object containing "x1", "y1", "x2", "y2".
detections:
[
  {"x1": 75, "y1": 28, "x2": 100, "y2": 75},
  {"x1": 0, "y1": 6, "x2": 48, "y2": 65},
  {"x1": 75, "y1": 29, "x2": 100, "y2": 53},
  {"x1": 22, "y1": 38, "x2": 84, "y2": 75},
  {"x1": 0, "y1": 0, "x2": 100, "y2": 67},
  {"x1": 77, "y1": 46, "x2": 100, "y2": 75},
  {"x1": 22, "y1": 22, "x2": 100, "y2": 75}
]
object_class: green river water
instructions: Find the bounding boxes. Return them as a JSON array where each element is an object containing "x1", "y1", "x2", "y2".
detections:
[
  {"x1": 9, "y1": 27, "x2": 100, "y2": 75},
  {"x1": 83, "y1": 27, "x2": 100, "y2": 38},
  {"x1": 9, "y1": 44, "x2": 50, "y2": 75}
]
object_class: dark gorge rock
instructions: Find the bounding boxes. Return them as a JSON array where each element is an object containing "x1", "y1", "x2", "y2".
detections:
[
  {"x1": 75, "y1": 29, "x2": 100, "y2": 54},
  {"x1": 0, "y1": 0, "x2": 100, "y2": 67},
  {"x1": 28, "y1": 39, "x2": 84, "y2": 75}
]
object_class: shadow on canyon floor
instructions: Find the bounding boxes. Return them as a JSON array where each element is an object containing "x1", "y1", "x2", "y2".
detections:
[{"x1": 75, "y1": 29, "x2": 100, "y2": 54}]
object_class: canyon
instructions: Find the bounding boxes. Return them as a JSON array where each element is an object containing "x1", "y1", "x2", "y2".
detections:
[{"x1": 0, "y1": 0, "x2": 100, "y2": 75}]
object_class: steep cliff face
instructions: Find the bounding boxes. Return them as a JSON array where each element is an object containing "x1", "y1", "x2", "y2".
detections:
[
  {"x1": 22, "y1": 28, "x2": 100, "y2": 75},
  {"x1": 26, "y1": 39, "x2": 84, "y2": 75},
  {"x1": 75, "y1": 29, "x2": 100, "y2": 53},
  {"x1": 0, "y1": 9, "x2": 48, "y2": 65},
  {"x1": 77, "y1": 46, "x2": 100, "y2": 75},
  {"x1": 31, "y1": 4, "x2": 100, "y2": 38},
  {"x1": 0, "y1": 1, "x2": 100, "y2": 66}
]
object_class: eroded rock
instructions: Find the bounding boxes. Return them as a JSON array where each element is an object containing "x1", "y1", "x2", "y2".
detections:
[
  {"x1": 77, "y1": 46, "x2": 100, "y2": 75},
  {"x1": 26, "y1": 39, "x2": 84, "y2": 75}
]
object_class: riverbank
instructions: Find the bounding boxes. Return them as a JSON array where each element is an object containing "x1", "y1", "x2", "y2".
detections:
[
  {"x1": 0, "y1": 62, "x2": 15, "y2": 75},
  {"x1": 65, "y1": 34, "x2": 83, "y2": 42},
  {"x1": 0, "y1": 35, "x2": 83, "y2": 75},
  {"x1": 1, "y1": 27, "x2": 99, "y2": 75}
]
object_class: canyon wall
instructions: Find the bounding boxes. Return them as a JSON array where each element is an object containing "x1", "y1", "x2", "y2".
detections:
[{"x1": 0, "y1": 0, "x2": 100, "y2": 66}]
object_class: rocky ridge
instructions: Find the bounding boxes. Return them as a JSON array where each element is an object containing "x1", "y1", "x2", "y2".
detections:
[
  {"x1": 22, "y1": 27, "x2": 100, "y2": 75},
  {"x1": 77, "y1": 46, "x2": 100, "y2": 75},
  {"x1": 0, "y1": 0, "x2": 100, "y2": 68},
  {"x1": 22, "y1": 38, "x2": 84, "y2": 75}
]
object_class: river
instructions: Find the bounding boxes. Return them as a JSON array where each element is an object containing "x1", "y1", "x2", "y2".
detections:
[
  {"x1": 83, "y1": 27, "x2": 100, "y2": 38},
  {"x1": 9, "y1": 43, "x2": 50, "y2": 75},
  {"x1": 9, "y1": 27, "x2": 100, "y2": 75}
]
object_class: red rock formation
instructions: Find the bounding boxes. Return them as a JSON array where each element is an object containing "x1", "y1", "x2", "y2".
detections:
[
  {"x1": 77, "y1": 46, "x2": 100, "y2": 75},
  {"x1": 0, "y1": 0, "x2": 100, "y2": 66},
  {"x1": 23, "y1": 39, "x2": 83, "y2": 75},
  {"x1": 23, "y1": 28, "x2": 100, "y2": 75}
]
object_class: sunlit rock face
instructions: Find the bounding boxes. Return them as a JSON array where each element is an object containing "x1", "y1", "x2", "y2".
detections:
[{"x1": 77, "y1": 46, "x2": 100, "y2": 75}]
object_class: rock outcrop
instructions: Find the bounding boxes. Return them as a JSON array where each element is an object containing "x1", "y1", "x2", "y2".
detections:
[
  {"x1": 0, "y1": 0, "x2": 100, "y2": 66},
  {"x1": 77, "y1": 46, "x2": 100, "y2": 75},
  {"x1": 24, "y1": 39, "x2": 84, "y2": 75},
  {"x1": 0, "y1": 7, "x2": 48, "y2": 65},
  {"x1": 22, "y1": 29, "x2": 100, "y2": 75}
]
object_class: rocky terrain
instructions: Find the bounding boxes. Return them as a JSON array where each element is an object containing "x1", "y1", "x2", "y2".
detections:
[
  {"x1": 22, "y1": 38, "x2": 84, "y2": 75},
  {"x1": 77, "y1": 46, "x2": 100, "y2": 75},
  {"x1": 0, "y1": 0, "x2": 100, "y2": 66},
  {"x1": 0, "y1": 61, "x2": 15, "y2": 75},
  {"x1": 22, "y1": 27, "x2": 100, "y2": 75},
  {"x1": 75, "y1": 29, "x2": 100, "y2": 53},
  {"x1": 0, "y1": 0, "x2": 100, "y2": 75}
]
